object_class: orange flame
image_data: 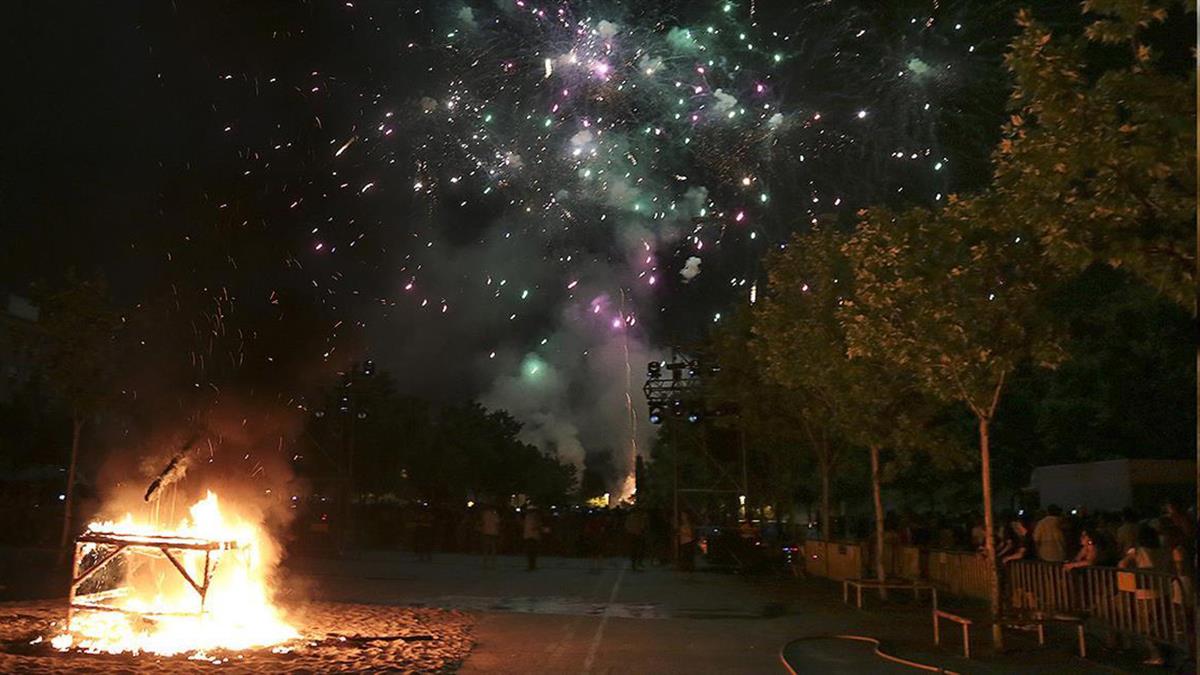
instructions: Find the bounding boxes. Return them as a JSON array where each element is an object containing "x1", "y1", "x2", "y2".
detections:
[{"x1": 52, "y1": 491, "x2": 297, "y2": 655}]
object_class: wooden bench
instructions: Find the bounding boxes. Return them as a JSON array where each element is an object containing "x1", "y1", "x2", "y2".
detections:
[
  {"x1": 932, "y1": 609, "x2": 973, "y2": 658},
  {"x1": 842, "y1": 577, "x2": 938, "y2": 609}
]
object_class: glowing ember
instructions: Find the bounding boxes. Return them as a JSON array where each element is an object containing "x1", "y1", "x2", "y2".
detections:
[{"x1": 51, "y1": 491, "x2": 297, "y2": 655}]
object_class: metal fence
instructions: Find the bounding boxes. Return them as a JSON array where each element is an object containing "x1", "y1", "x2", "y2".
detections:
[
  {"x1": 1009, "y1": 560, "x2": 1194, "y2": 650},
  {"x1": 815, "y1": 540, "x2": 1195, "y2": 652},
  {"x1": 927, "y1": 548, "x2": 992, "y2": 601}
]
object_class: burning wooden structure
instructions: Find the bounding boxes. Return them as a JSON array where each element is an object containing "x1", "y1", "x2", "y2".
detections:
[
  {"x1": 54, "y1": 491, "x2": 296, "y2": 655},
  {"x1": 66, "y1": 529, "x2": 240, "y2": 632}
]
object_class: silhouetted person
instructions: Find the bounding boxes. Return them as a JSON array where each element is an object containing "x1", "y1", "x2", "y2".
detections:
[
  {"x1": 584, "y1": 511, "x2": 607, "y2": 571},
  {"x1": 1119, "y1": 524, "x2": 1170, "y2": 665},
  {"x1": 1033, "y1": 504, "x2": 1067, "y2": 562},
  {"x1": 523, "y1": 506, "x2": 542, "y2": 570},
  {"x1": 625, "y1": 508, "x2": 648, "y2": 571},
  {"x1": 1116, "y1": 507, "x2": 1139, "y2": 554},
  {"x1": 479, "y1": 504, "x2": 500, "y2": 567},
  {"x1": 677, "y1": 510, "x2": 696, "y2": 572}
]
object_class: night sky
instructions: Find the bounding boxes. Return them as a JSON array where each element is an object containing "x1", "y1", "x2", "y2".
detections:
[{"x1": 2, "y1": 0, "x2": 1059, "y2": 474}]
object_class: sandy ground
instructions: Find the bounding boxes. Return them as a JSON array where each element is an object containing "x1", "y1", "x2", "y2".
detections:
[{"x1": 0, "y1": 599, "x2": 473, "y2": 673}]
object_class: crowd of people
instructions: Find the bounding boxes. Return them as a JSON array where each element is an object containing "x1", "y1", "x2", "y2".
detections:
[
  {"x1": 355, "y1": 501, "x2": 681, "y2": 570},
  {"x1": 988, "y1": 500, "x2": 1196, "y2": 584},
  {"x1": 867, "y1": 499, "x2": 1196, "y2": 583},
  {"x1": 343, "y1": 501, "x2": 767, "y2": 575}
]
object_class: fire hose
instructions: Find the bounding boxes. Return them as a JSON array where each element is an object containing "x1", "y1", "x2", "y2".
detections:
[{"x1": 778, "y1": 634, "x2": 960, "y2": 675}]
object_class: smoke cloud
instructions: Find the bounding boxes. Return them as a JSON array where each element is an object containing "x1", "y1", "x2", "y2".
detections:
[{"x1": 680, "y1": 256, "x2": 702, "y2": 283}]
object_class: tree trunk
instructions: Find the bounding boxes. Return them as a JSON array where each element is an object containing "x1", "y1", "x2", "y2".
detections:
[
  {"x1": 819, "y1": 456, "x2": 832, "y2": 541},
  {"x1": 979, "y1": 416, "x2": 1003, "y2": 649},
  {"x1": 58, "y1": 415, "x2": 84, "y2": 557},
  {"x1": 870, "y1": 444, "x2": 888, "y2": 599}
]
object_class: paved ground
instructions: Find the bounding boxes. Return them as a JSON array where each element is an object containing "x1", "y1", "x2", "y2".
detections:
[
  {"x1": 0, "y1": 548, "x2": 1162, "y2": 673},
  {"x1": 285, "y1": 552, "x2": 1131, "y2": 674}
]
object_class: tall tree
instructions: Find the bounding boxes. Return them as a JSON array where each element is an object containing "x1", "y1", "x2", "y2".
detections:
[
  {"x1": 755, "y1": 227, "x2": 849, "y2": 542},
  {"x1": 757, "y1": 226, "x2": 940, "y2": 591},
  {"x1": 35, "y1": 277, "x2": 122, "y2": 552},
  {"x1": 708, "y1": 308, "x2": 811, "y2": 524},
  {"x1": 995, "y1": 2, "x2": 1196, "y2": 310},
  {"x1": 842, "y1": 198, "x2": 1061, "y2": 646}
]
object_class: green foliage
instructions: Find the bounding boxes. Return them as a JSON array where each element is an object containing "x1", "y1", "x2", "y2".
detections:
[
  {"x1": 757, "y1": 226, "x2": 936, "y2": 456},
  {"x1": 841, "y1": 198, "x2": 1063, "y2": 422},
  {"x1": 996, "y1": 2, "x2": 1196, "y2": 309}
]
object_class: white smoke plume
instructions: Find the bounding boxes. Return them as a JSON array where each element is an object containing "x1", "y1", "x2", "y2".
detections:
[
  {"x1": 680, "y1": 256, "x2": 702, "y2": 283},
  {"x1": 597, "y1": 20, "x2": 619, "y2": 40}
]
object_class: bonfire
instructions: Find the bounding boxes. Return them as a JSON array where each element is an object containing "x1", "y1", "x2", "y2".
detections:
[{"x1": 53, "y1": 491, "x2": 297, "y2": 655}]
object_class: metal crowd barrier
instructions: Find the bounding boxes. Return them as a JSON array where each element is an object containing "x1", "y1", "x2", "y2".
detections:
[
  {"x1": 833, "y1": 543, "x2": 1195, "y2": 652},
  {"x1": 1008, "y1": 560, "x2": 1194, "y2": 651}
]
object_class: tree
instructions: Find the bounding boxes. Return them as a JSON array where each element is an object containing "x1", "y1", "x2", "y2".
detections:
[
  {"x1": 34, "y1": 277, "x2": 122, "y2": 553},
  {"x1": 994, "y1": 2, "x2": 1196, "y2": 310},
  {"x1": 754, "y1": 227, "x2": 851, "y2": 542},
  {"x1": 842, "y1": 198, "x2": 1061, "y2": 646},
  {"x1": 757, "y1": 226, "x2": 941, "y2": 592},
  {"x1": 708, "y1": 308, "x2": 812, "y2": 525}
]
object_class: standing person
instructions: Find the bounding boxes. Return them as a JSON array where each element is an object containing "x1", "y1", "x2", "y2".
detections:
[
  {"x1": 970, "y1": 514, "x2": 987, "y2": 552},
  {"x1": 1033, "y1": 505, "x2": 1067, "y2": 562},
  {"x1": 1116, "y1": 508, "x2": 1139, "y2": 554},
  {"x1": 625, "y1": 507, "x2": 648, "y2": 571},
  {"x1": 479, "y1": 503, "x2": 500, "y2": 568},
  {"x1": 522, "y1": 505, "x2": 542, "y2": 571},
  {"x1": 677, "y1": 509, "x2": 696, "y2": 572},
  {"x1": 1163, "y1": 499, "x2": 1194, "y2": 535},
  {"x1": 1119, "y1": 524, "x2": 1170, "y2": 666},
  {"x1": 583, "y1": 511, "x2": 605, "y2": 571},
  {"x1": 1063, "y1": 527, "x2": 1101, "y2": 571},
  {"x1": 1001, "y1": 517, "x2": 1034, "y2": 564}
]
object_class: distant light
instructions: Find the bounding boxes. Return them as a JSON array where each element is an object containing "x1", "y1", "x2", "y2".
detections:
[
  {"x1": 58, "y1": 494, "x2": 65, "y2": 501},
  {"x1": 857, "y1": 110, "x2": 868, "y2": 119}
]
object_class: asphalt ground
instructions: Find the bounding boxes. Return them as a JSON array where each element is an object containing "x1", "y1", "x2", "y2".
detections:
[{"x1": 285, "y1": 552, "x2": 1130, "y2": 674}]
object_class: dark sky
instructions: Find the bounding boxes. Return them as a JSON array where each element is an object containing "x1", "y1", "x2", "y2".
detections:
[{"x1": 0, "y1": 0, "x2": 1063, "y2": 417}]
